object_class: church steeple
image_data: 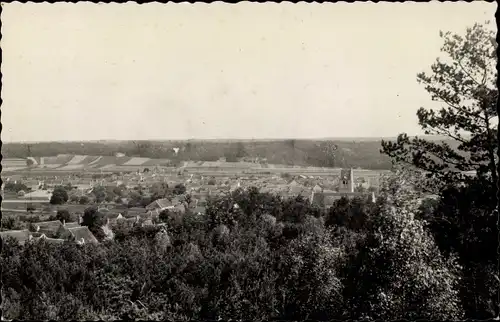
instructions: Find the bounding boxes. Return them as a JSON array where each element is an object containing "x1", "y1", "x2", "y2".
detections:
[{"x1": 339, "y1": 168, "x2": 354, "y2": 193}]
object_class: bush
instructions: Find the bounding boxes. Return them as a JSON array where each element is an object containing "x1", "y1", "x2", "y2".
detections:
[
  {"x1": 25, "y1": 215, "x2": 41, "y2": 224},
  {"x1": 56, "y1": 209, "x2": 73, "y2": 223},
  {"x1": 0, "y1": 178, "x2": 474, "y2": 320},
  {"x1": 4, "y1": 182, "x2": 29, "y2": 194},
  {"x1": 281, "y1": 172, "x2": 292, "y2": 180},
  {"x1": 50, "y1": 186, "x2": 69, "y2": 205},
  {"x1": 340, "y1": 172, "x2": 464, "y2": 320},
  {"x1": 81, "y1": 206, "x2": 106, "y2": 241},
  {"x1": 79, "y1": 196, "x2": 90, "y2": 205},
  {"x1": 1, "y1": 217, "x2": 17, "y2": 230},
  {"x1": 69, "y1": 195, "x2": 80, "y2": 203},
  {"x1": 173, "y1": 184, "x2": 186, "y2": 195}
]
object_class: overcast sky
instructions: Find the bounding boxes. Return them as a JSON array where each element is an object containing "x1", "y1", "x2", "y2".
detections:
[{"x1": 2, "y1": 2, "x2": 496, "y2": 142}]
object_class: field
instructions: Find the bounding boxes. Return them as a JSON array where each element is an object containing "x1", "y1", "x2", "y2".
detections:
[
  {"x1": 3, "y1": 154, "x2": 390, "y2": 183},
  {"x1": 2, "y1": 155, "x2": 174, "y2": 175},
  {"x1": 3, "y1": 137, "x2": 461, "y2": 171},
  {"x1": 2, "y1": 139, "x2": 399, "y2": 170}
]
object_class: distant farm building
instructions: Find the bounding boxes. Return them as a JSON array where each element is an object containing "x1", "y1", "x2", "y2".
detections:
[
  {"x1": 31, "y1": 220, "x2": 98, "y2": 244},
  {"x1": 69, "y1": 226, "x2": 99, "y2": 244},
  {"x1": 146, "y1": 198, "x2": 174, "y2": 212},
  {"x1": 1, "y1": 220, "x2": 99, "y2": 246}
]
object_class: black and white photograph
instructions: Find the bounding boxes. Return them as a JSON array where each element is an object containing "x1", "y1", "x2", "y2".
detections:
[{"x1": 0, "y1": 2, "x2": 498, "y2": 320}]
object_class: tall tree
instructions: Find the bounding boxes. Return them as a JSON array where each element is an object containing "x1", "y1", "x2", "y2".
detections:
[
  {"x1": 315, "y1": 141, "x2": 338, "y2": 168},
  {"x1": 235, "y1": 142, "x2": 247, "y2": 158},
  {"x1": 81, "y1": 206, "x2": 106, "y2": 240},
  {"x1": 132, "y1": 141, "x2": 152, "y2": 157},
  {"x1": 50, "y1": 186, "x2": 69, "y2": 205},
  {"x1": 381, "y1": 22, "x2": 500, "y2": 319},
  {"x1": 381, "y1": 23, "x2": 498, "y2": 190}
]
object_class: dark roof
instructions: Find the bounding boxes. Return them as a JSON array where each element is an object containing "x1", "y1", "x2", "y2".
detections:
[
  {"x1": 139, "y1": 212, "x2": 152, "y2": 219},
  {"x1": 68, "y1": 227, "x2": 98, "y2": 244},
  {"x1": 128, "y1": 207, "x2": 147, "y2": 212},
  {"x1": 147, "y1": 209, "x2": 161, "y2": 216},
  {"x1": 289, "y1": 185, "x2": 308, "y2": 194},
  {"x1": 146, "y1": 198, "x2": 172, "y2": 210},
  {"x1": 311, "y1": 193, "x2": 324, "y2": 205},
  {"x1": 0, "y1": 229, "x2": 31, "y2": 244},
  {"x1": 324, "y1": 195, "x2": 342, "y2": 206}
]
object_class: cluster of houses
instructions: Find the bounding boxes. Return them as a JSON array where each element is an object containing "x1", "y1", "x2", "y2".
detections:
[
  {"x1": 0, "y1": 200, "x2": 181, "y2": 246},
  {"x1": 0, "y1": 220, "x2": 98, "y2": 245},
  {"x1": 4, "y1": 166, "x2": 378, "y2": 208},
  {"x1": 310, "y1": 168, "x2": 376, "y2": 207},
  {"x1": 1, "y1": 168, "x2": 377, "y2": 246}
]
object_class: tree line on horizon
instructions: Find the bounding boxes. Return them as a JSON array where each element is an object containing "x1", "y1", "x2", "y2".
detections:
[{"x1": 3, "y1": 138, "x2": 425, "y2": 170}]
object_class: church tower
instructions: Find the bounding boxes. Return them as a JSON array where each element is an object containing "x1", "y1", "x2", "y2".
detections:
[{"x1": 339, "y1": 168, "x2": 354, "y2": 193}]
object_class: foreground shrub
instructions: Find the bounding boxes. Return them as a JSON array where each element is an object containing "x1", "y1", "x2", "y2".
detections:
[
  {"x1": 0, "y1": 183, "x2": 469, "y2": 320},
  {"x1": 341, "y1": 171, "x2": 464, "y2": 320}
]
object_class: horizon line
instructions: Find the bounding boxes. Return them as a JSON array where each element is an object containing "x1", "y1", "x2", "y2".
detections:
[{"x1": 3, "y1": 134, "x2": 453, "y2": 144}]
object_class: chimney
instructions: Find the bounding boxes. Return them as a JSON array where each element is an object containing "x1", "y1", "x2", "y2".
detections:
[
  {"x1": 78, "y1": 215, "x2": 83, "y2": 224},
  {"x1": 62, "y1": 219, "x2": 66, "y2": 227}
]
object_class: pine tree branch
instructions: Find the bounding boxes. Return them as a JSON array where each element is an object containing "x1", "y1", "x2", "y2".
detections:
[{"x1": 457, "y1": 59, "x2": 483, "y2": 87}]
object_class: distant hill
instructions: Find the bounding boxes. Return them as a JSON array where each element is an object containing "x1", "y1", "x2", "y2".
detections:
[{"x1": 0, "y1": 136, "x2": 458, "y2": 170}]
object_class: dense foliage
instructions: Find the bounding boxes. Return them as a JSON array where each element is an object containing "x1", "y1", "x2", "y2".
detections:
[
  {"x1": 3, "y1": 182, "x2": 30, "y2": 194},
  {"x1": 381, "y1": 22, "x2": 499, "y2": 319},
  {"x1": 382, "y1": 23, "x2": 498, "y2": 189},
  {"x1": 50, "y1": 186, "x2": 69, "y2": 205},
  {"x1": 2, "y1": 175, "x2": 466, "y2": 321},
  {"x1": 56, "y1": 209, "x2": 74, "y2": 223}
]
